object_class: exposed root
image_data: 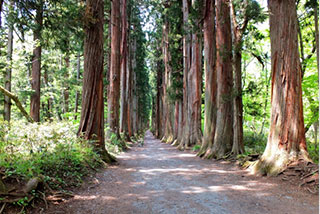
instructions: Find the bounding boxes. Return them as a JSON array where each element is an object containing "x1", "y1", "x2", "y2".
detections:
[
  {"x1": 101, "y1": 150, "x2": 117, "y2": 163},
  {"x1": 251, "y1": 151, "x2": 313, "y2": 176},
  {"x1": 197, "y1": 144, "x2": 209, "y2": 158},
  {"x1": 177, "y1": 143, "x2": 185, "y2": 151},
  {"x1": 171, "y1": 139, "x2": 180, "y2": 147},
  {"x1": 0, "y1": 203, "x2": 6, "y2": 214},
  {"x1": 39, "y1": 191, "x2": 48, "y2": 209},
  {"x1": 165, "y1": 135, "x2": 174, "y2": 144},
  {"x1": 47, "y1": 191, "x2": 74, "y2": 202}
]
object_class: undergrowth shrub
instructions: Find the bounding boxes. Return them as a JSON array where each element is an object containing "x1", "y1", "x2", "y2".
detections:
[
  {"x1": 307, "y1": 139, "x2": 319, "y2": 164},
  {"x1": 0, "y1": 120, "x2": 104, "y2": 189},
  {"x1": 243, "y1": 130, "x2": 267, "y2": 155},
  {"x1": 243, "y1": 130, "x2": 319, "y2": 163}
]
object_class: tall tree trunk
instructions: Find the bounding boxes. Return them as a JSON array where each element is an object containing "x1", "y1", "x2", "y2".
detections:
[
  {"x1": 105, "y1": 9, "x2": 112, "y2": 103},
  {"x1": 155, "y1": 53, "x2": 163, "y2": 138},
  {"x1": 187, "y1": 16, "x2": 203, "y2": 147},
  {"x1": 172, "y1": 81, "x2": 183, "y2": 146},
  {"x1": 232, "y1": 50, "x2": 244, "y2": 155},
  {"x1": 0, "y1": 0, "x2": 3, "y2": 28},
  {"x1": 4, "y1": 1, "x2": 14, "y2": 121},
  {"x1": 126, "y1": 3, "x2": 132, "y2": 138},
  {"x1": 63, "y1": 55, "x2": 70, "y2": 114},
  {"x1": 30, "y1": 3, "x2": 43, "y2": 122},
  {"x1": 230, "y1": 1, "x2": 248, "y2": 155},
  {"x1": 316, "y1": 1, "x2": 320, "y2": 139},
  {"x1": 107, "y1": 0, "x2": 121, "y2": 138},
  {"x1": 131, "y1": 33, "x2": 138, "y2": 135},
  {"x1": 180, "y1": 0, "x2": 203, "y2": 149},
  {"x1": 126, "y1": 28, "x2": 133, "y2": 138},
  {"x1": 74, "y1": 52, "x2": 81, "y2": 120},
  {"x1": 211, "y1": 0, "x2": 233, "y2": 158},
  {"x1": 162, "y1": 19, "x2": 174, "y2": 143},
  {"x1": 43, "y1": 68, "x2": 53, "y2": 121},
  {"x1": 120, "y1": 0, "x2": 130, "y2": 141},
  {"x1": 78, "y1": 0, "x2": 114, "y2": 163},
  {"x1": 253, "y1": 0, "x2": 310, "y2": 176},
  {"x1": 178, "y1": 0, "x2": 192, "y2": 150},
  {"x1": 198, "y1": 0, "x2": 217, "y2": 158},
  {"x1": 314, "y1": 3, "x2": 319, "y2": 75}
]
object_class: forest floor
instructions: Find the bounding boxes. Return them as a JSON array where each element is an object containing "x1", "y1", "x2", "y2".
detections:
[{"x1": 46, "y1": 131, "x2": 319, "y2": 214}]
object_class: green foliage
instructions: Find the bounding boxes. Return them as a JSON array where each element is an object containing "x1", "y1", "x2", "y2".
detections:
[
  {"x1": 0, "y1": 120, "x2": 103, "y2": 189},
  {"x1": 307, "y1": 139, "x2": 319, "y2": 164},
  {"x1": 167, "y1": 0, "x2": 183, "y2": 103},
  {"x1": 192, "y1": 145, "x2": 201, "y2": 152},
  {"x1": 132, "y1": 4, "x2": 152, "y2": 125},
  {"x1": 243, "y1": 130, "x2": 267, "y2": 155}
]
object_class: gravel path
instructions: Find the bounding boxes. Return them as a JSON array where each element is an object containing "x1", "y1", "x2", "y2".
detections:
[{"x1": 47, "y1": 131, "x2": 319, "y2": 214}]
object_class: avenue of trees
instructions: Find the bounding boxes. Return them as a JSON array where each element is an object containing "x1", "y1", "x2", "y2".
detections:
[
  {"x1": 0, "y1": 0, "x2": 318, "y2": 182},
  {"x1": 149, "y1": 0, "x2": 319, "y2": 175},
  {"x1": 0, "y1": 0, "x2": 318, "y2": 212},
  {"x1": 0, "y1": 0, "x2": 151, "y2": 162}
]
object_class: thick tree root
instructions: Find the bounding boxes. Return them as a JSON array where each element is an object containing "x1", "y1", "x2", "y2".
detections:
[
  {"x1": 171, "y1": 139, "x2": 180, "y2": 147},
  {"x1": 250, "y1": 152, "x2": 312, "y2": 176},
  {"x1": 101, "y1": 151, "x2": 117, "y2": 163},
  {"x1": 197, "y1": 145, "x2": 210, "y2": 158},
  {"x1": 177, "y1": 143, "x2": 185, "y2": 151},
  {"x1": 0, "y1": 203, "x2": 6, "y2": 214}
]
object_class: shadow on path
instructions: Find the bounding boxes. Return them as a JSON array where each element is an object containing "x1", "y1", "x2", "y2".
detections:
[{"x1": 47, "y1": 131, "x2": 319, "y2": 214}]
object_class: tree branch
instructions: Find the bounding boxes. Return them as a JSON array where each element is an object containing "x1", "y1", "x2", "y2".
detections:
[{"x1": 0, "y1": 86, "x2": 34, "y2": 123}]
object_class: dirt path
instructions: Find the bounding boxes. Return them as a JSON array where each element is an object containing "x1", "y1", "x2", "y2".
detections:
[{"x1": 47, "y1": 131, "x2": 318, "y2": 214}]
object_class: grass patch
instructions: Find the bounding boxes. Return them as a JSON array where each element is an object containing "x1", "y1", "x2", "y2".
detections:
[{"x1": 0, "y1": 120, "x2": 104, "y2": 189}]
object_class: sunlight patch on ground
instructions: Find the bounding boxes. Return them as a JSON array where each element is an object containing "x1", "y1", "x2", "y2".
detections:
[
  {"x1": 102, "y1": 196, "x2": 117, "y2": 200},
  {"x1": 74, "y1": 195, "x2": 98, "y2": 200},
  {"x1": 139, "y1": 168, "x2": 194, "y2": 174},
  {"x1": 229, "y1": 185, "x2": 248, "y2": 190},
  {"x1": 177, "y1": 154, "x2": 195, "y2": 158},
  {"x1": 180, "y1": 183, "x2": 270, "y2": 195},
  {"x1": 181, "y1": 186, "x2": 212, "y2": 194},
  {"x1": 130, "y1": 181, "x2": 146, "y2": 187},
  {"x1": 138, "y1": 167, "x2": 230, "y2": 176}
]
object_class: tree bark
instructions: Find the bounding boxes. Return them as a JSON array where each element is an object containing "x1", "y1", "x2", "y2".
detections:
[
  {"x1": 316, "y1": 1, "x2": 320, "y2": 140},
  {"x1": 253, "y1": 0, "x2": 310, "y2": 176},
  {"x1": 188, "y1": 0, "x2": 203, "y2": 147},
  {"x1": 162, "y1": 19, "x2": 174, "y2": 143},
  {"x1": 120, "y1": 0, "x2": 130, "y2": 141},
  {"x1": 74, "y1": 52, "x2": 81, "y2": 120},
  {"x1": 315, "y1": 1, "x2": 319, "y2": 96},
  {"x1": 107, "y1": 0, "x2": 121, "y2": 138},
  {"x1": 63, "y1": 55, "x2": 70, "y2": 114},
  {"x1": 105, "y1": 9, "x2": 112, "y2": 103},
  {"x1": 198, "y1": 0, "x2": 217, "y2": 158},
  {"x1": 0, "y1": 0, "x2": 3, "y2": 28},
  {"x1": 210, "y1": 0, "x2": 233, "y2": 158},
  {"x1": 178, "y1": 0, "x2": 202, "y2": 150},
  {"x1": 43, "y1": 68, "x2": 53, "y2": 121},
  {"x1": 30, "y1": 3, "x2": 43, "y2": 122},
  {"x1": 178, "y1": 0, "x2": 191, "y2": 150},
  {"x1": 4, "y1": 1, "x2": 14, "y2": 121},
  {"x1": 78, "y1": 0, "x2": 114, "y2": 163},
  {"x1": 155, "y1": 53, "x2": 163, "y2": 138},
  {"x1": 126, "y1": 24, "x2": 133, "y2": 138},
  {"x1": 230, "y1": 1, "x2": 247, "y2": 155},
  {"x1": 131, "y1": 31, "x2": 138, "y2": 135}
]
